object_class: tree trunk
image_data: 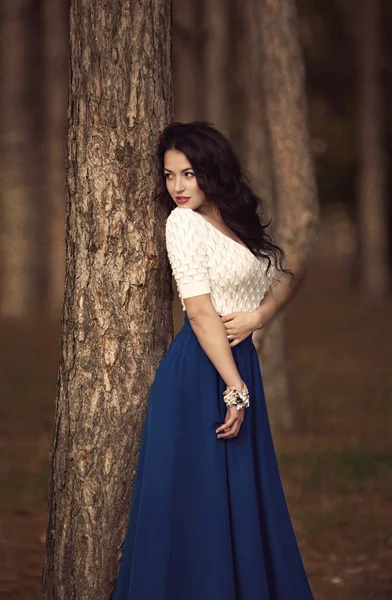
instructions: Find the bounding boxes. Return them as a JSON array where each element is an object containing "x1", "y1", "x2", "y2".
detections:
[
  {"x1": 357, "y1": 0, "x2": 389, "y2": 303},
  {"x1": 42, "y1": 1, "x2": 173, "y2": 597},
  {"x1": 238, "y1": 0, "x2": 293, "y2": 431},
  {"x1": 42, "y1": 0, "x2": 69, "y2": 317},
  {"x1": 201, "y1": 0, "x2": 230, "y2": 135},
  {"x1": 0, "y1": 0, "x2": 35, "y2": 317},
  {"x1": 241, "y1": 0, "x2": 319, "y2": 431},
  {"x1": 172, "y1": 0, "x2": 202, "y2": 121},
  {"x1": 241, "y1": 0, "x2": 317, "y2": 432},
  {"x1": 260, "y1": 0, "x2": 319, "y2": 273}
]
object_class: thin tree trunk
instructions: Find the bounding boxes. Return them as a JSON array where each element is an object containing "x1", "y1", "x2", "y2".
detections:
[
  {"x1": 201, "y1": 0, "x2": 230, "y2": 135},
  {"x1": 42, "y1": 1, "x2": 173, "y2": 597},
  {"x1": 42, "y1": 0, "x2": 69, "y2": 316},
  {"x1": 259, "y1": 0, "x2": 319, "y2": 272},
  {"x1": 241, "y1": 0, "x2": 319, "y2": 431},
  {"x1": 239, "y1": 0, "x2": 294, "y2": 431},
  {"x1": 172, "y1": 0, "x2": 202, "y2": 121},
  {"x1": 257, "y1": 0, "x2": 319, "y2": 433},
  {"x1": 357, "y1": 0, "x2": 389, "y2": 303},
  {"x1": 0, "y1": 0, "x2": 35, "y2": 317}
]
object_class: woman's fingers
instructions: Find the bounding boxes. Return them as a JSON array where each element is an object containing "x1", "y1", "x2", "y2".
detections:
[
  {"x1": 228, "y1": 335, "x2": 246, "y2": 347},
  {"x1": 216, "y1": 414, "x2": 237, "y2": 432},
  {"x1": 217, "y1": 424, "x2": 239, "y2": 439},
  {"x1": 216, "y1": 412, "x2": 244, "y2": 438}
]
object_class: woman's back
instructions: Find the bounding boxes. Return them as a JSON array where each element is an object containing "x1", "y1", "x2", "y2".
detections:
[{"x1": 166, "y1": 207, "x2": 277, "y2": 315}]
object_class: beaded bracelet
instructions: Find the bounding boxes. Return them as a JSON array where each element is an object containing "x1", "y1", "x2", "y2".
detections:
[{"x1": 223, "y1": 380, "x2": 250, "y2": 411}]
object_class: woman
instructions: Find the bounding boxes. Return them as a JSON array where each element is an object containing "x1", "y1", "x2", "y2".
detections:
[{"x1": 113, "y1": 121, "x2": 314, "y2": 599}]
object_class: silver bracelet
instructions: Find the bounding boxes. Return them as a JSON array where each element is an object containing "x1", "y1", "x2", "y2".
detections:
[{"x1": 223, "y1": 380, "x2": 250, "y2": 411}]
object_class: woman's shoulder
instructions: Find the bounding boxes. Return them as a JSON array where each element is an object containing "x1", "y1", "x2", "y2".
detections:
[
  {"x1": 166, "y1": 207, "x2": 204, "y2": 233},
  {"x1": 166, "y1": 207, "x2": 199, "y2": 223}
]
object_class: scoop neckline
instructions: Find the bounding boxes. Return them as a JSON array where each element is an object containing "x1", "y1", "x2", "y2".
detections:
[{"x1": 179, "y1": 207, "x2": 250, "y2": 251}]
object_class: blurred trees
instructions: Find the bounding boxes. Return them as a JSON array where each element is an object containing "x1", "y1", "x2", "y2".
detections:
[
  {"x1": 0, "y1": 0, "x2": 35, "y2": 316},
  {"x1": 172, "y1": 0, "x2": 201, "y2": 121},
  {"x1": 42, "y1": 0, "x2": 172, "y2": 596},
  {"x1": 202, "y1": 0, "x2": 230, "y2": 135},
  {"x1": 174, "y1": 0, "x2": 319, "y2": 430},
  {"x1": 1, "y1": 0, "x2": 391, "y2": 318},
  {"x1": 42, "y1": 0, "x2": 68, "y2": 315},
  {"x1": 356, "y1": 0, "x2": 389, "y2": 303},
  {"x1": 298, "y1": 0, "x2": 391, "y2": 303},
  {"x1": 241, "y1": 0, "x2": 319, "y2": 431},
  {"x1": 0, "y1": 0, "x2": 69, "y2": 318},
  {"x1": 240, "y1": 0, "x2": 294, "y2": 431}
]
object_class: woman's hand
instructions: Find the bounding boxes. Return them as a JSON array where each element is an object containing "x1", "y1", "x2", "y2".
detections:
[
  {"x1": 221, "y1": 301, "x2": 277, "y2": 347},
  {"x1": 216, "y1": 405, "x2": 245, "y2": 439},
  {"x1": 220, "y1": 311, "x2": 259, "y2": 347}
]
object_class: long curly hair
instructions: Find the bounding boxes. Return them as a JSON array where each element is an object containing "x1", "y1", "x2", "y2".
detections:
[{"x1": 155, "y1": 120, "x2": 291, "y2": 278}]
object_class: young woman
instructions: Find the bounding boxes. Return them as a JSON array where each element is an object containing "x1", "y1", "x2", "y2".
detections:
[{"x1": 113, "y1": 121, "x2": 314, "y2": 599}]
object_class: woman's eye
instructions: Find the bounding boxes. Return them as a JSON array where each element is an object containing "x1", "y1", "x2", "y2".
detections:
[{"x1": 164, "y1": 172, "x2": 193, "y2": 178}]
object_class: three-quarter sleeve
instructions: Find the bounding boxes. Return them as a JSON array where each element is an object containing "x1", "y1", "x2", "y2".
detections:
[{"x1": 165, "y1": 208, "x2": 211, "y2": 299}]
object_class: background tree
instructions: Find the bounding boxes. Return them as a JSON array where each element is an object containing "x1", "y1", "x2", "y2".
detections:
[
  {"x1": 356, "y1": 0, "x2": 389, "y2": 303},
  {"x1": 0, "y1": 0, "x2": 35, "y2": 317},
  {"x1": 1, "y1": 0, "x2": 391, "y2": 597},
  {"x1": 42, "y1": 0, "x2": 173, "y2": 596},
  {"x1": 260, "y1": 0, "x2": 319, "y2": 275},
  {"x1": 42, "y1": 0, "x2": 69, "y2": 315},
  {"x1": 239, "y1": 0, "x2": 319, "y2": 431},
  {"x1": 172, "y1": 0, "x2": 201, "y2": 122},
  {"x1": 201, "y1": 0, "x2": 230, "y2": 135}
]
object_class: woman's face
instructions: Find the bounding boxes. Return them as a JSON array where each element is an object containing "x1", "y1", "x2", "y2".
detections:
[{"x1": 163, "y1": 148, "x2": 208, "y2": 210}]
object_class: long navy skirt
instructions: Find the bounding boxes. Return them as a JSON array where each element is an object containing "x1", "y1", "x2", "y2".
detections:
[{"x1": 113, "y1": 312, "x2": 314, "y2": 600}]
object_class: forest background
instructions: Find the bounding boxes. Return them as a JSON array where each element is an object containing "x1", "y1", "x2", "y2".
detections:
[{"x1": 0, "y1": 0, "x2": 391, "y2": 599}]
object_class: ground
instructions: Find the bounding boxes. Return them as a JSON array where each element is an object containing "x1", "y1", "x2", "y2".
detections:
[{"x1": 0, "y1": 266, "x2": 391, "y2": 599}]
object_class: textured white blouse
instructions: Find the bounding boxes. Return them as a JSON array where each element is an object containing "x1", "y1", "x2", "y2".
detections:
[{"x1": 165, "y1": 207, "x2": 277, "y2": 315}]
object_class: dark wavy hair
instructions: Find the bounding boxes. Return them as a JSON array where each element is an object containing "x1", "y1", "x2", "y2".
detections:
[{"x1": 155, "y1": 120, "x2": 291, "y2": 278}]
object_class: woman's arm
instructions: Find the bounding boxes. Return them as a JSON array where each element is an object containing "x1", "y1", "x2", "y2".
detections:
[
  {"x1": 165, "y1": 209, "x2": 244, "y2": 390},
  {"x1": 254, "y1": 265, "x2": 306, "y2": 330},
  {"x1": 184, "y1": 294, "x2": 244, "y2": 390}
]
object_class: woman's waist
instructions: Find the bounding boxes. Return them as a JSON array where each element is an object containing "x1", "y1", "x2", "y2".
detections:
[{"x1": 180, "y1": 312, "x2": 254, "y2": 348}]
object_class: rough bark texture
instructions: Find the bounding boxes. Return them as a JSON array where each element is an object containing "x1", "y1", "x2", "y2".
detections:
[
  {"x1": 42, "y1": 0, "x2": 69, "y2": 316},
  {"x1": 260, "y1": 0, "x2": 319, "y2": 272},
  {"x1": 357, "y1": 0, "x2": 389, "y2": 303},
  {"x1": 42, "y1": 1, "x2": 173, "y2": 598},
  {"x1": 0, "y1": 0, "x2": 34, "y2": 316}
]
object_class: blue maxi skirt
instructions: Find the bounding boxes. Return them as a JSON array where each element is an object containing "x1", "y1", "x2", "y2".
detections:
[{"x1": 113, "y1": 313, "x2": 314, "y2": 600}]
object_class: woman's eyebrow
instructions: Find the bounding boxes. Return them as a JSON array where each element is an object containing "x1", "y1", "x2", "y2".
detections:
[{"x1": 163, "y1": 167, "x2": 193, "y2": 173}]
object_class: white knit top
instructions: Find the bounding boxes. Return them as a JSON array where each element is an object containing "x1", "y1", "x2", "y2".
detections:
[{"x1": 165, "y1": 207, "x2": 278, "y2": 315}]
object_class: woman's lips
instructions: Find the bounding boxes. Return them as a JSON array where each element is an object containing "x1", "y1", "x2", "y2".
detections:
[{"x1": 176, "y1": 197, "x2": 190, "y2": 204}]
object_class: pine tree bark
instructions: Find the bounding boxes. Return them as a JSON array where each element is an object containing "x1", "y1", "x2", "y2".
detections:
[
  {"x1": 42, "y1": 1, "x2": 173, "y2": 597},
  {"x1": 357, "y1": 0, "x2": 389, "y2": 303}
]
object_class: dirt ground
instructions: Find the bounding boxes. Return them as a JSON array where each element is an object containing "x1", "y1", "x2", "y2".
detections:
[{"x1": 0, "y1": 266, "x2": 391, "y2": 599}]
